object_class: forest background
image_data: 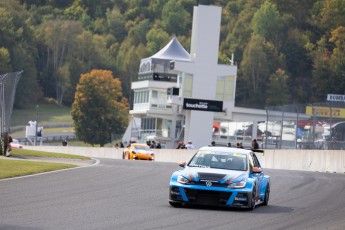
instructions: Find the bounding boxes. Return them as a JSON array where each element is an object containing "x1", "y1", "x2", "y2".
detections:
[{"x1": 1, "y1": 0, "x2": 344, "y2": 110}]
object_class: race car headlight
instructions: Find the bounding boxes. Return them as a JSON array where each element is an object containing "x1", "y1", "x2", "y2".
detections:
[
  {"x1": 228, "y1": 180, "x2": 246, "y2": 188},
  {"x1": 177, "y1": 175, "x2": 190, "y2": 184}
]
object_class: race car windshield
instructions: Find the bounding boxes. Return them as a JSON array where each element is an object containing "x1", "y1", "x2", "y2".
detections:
[
  {"x1": 188, "y1": 151, "x2": 247, "y2": 171},
  {"x1": 133, "y1": 145, "x2": 150, "y2": 151}
]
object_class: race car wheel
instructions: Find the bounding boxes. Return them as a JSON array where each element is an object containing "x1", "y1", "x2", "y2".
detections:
[
  {"x1": 262, "y1": 183, "x2": 270, "y2": 206},
  {"x1": 248, "y1": 186, "x2": 256, "y2": 211},
  {"x1": 169, "y1": 201, "x2": 182, "y2": 208}
]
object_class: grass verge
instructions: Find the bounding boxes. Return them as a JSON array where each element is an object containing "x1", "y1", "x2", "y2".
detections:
[
  {"x1": 0, "y1": 159, "x2": 76, "y2": 179},
  {"x1": 11, "y1": 148, "x2": 91, "y2": 160},
  {"x1": 0, "y1": 148, "x2": 92, "y2": 179}
]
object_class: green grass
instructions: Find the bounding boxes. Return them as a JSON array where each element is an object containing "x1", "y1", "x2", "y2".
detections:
[
  {"x1": 11, "y1": 148, "x2": 91, "y2": 160},
  {"x1": 11, "y1": 104, "x2": 72, "y2": 126},
  {"x1": 0, "y1": 148, "x2": 91, "y2": 179},
  {"x1": 10, "y1": 127, "x2": 75, "y2": 137},
  {"x1": 0, "y1": 159, "x2": 77, "y2": 179}
]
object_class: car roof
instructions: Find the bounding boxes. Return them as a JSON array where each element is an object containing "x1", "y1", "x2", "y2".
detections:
[{"x1": 198, "y1": 146, "x2": 253, "y2": 155}]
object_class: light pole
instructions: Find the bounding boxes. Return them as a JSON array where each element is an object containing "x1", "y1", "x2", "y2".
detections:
[{"x1": 35, "y1": 105, "x2": 39, "y2": 146}]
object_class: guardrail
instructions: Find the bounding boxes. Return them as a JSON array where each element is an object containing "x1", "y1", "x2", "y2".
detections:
[{"x1": 22, "y1": 146, "x2": 345, "y2": 174}]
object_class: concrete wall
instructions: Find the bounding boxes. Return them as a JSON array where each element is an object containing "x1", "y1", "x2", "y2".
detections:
[{"x1": 23, "y1": 146, "x2": 345, "y2": 174}]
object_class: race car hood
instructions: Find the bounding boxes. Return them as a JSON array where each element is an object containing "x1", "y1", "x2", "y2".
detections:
[{"x1": 182, "y1": 166, "x2": 248, "y2": 184}]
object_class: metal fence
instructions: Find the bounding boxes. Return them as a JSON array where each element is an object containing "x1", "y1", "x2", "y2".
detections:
[
  {"x1": 265, "y1": 102, "x2": 345, "y2": 150},
  {"x1": 0, "y1": 71, "x2": 23, "y2": 155}
]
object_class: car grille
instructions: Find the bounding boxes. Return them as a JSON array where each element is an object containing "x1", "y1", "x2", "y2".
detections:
[
  {"x1": 185, "y1": 189, "x2": 231, "y2": 206},
  {"x1": 193, "y1": 181, "x2": 228, "y2": 187},
  {"x1": 197, "y1": 172, "x2": 227, "y2": 181}
]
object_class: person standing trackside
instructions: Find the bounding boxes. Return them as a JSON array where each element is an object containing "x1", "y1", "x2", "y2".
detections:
[
  {"x1": 150, "y1": 140, "x2": 156, "y2": 149},
  {"x1": 5, "y1": 135, "x2": 13, "y2": 157},
  {"x1": 176, "y1": 139, "x2": 185, "y2": 149},
  {"x1": 252, "y1": 139, "x2": 259, "y2": 150},
  {"x1": 185, "y1": 141, "x2": 194, "y2": 150}
]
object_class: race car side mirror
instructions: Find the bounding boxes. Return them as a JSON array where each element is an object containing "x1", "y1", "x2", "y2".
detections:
[
  {"x1": 178, "y1": 161, "x2": 186, "y2": 168},
  {"x1": 252, "y1": 167, "x2": 262, "y2": 173}
]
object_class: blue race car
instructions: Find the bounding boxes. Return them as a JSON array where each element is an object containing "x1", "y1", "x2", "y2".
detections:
[{"x1": 169, "y1": 146, "x2": 270, "y2": 210}]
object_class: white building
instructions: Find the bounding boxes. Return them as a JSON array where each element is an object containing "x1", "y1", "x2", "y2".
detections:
[
  {"x1": 126, "y1": 36, "x2": 190, "y2": 148},
  {"x1": 124, "y1": 5, "x2": 305, "y2": 149}
]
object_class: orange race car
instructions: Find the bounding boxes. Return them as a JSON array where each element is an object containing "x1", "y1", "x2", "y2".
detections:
[{"x1": 123, "y1": 143, "x2": 155, "y2": 161}]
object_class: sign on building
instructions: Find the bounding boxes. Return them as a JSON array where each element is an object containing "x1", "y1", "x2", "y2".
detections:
[
  {"x1": 137, "y1": 72, "x2": 178, "y2": 82},
  {"x1": 327, "y1": 94, "x2": 345, "y2": 102},
  {"x1": 306, "y1": 106, "x2": 345, "y2": 118},
  {"x1": 183, "y1": 98, "x2": 223, "y2": 112}
]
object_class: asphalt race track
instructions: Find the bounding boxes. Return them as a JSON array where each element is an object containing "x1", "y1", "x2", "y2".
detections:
[{"x1": 1, "y1": 159, "x2": 345, "y2": 230}]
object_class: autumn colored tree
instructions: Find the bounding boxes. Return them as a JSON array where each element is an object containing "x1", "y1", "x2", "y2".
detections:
[{"x1": 71, "y1": 69, "x2": 129, "y2": 146}]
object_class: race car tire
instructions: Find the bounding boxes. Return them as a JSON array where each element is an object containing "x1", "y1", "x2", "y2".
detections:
[
  {"x1": 248, "y1": 186, "x2": 256, "y2": 211},
  {"x1": 262, "y1": 183, "x2": 270, "y2": 206},
  {"x1": 169, "y1": 201, "x2": 182, "y2": 208}
]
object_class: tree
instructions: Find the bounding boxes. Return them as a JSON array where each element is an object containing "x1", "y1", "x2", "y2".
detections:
[
  {"x1": 104, "y1": 7, "x2": 127, "y2": 42},
  {"x1": 161, "y1": 0, "x2": 191, "y2": 35},
  {"x1": 239, "y1": 35, "x2": 271, "y2": 107},
  {"x1": 0, "y1": 47, "x2": 12, "y2": 73},
  {"x1": 56, "y1": 64, "x2": 71, "y2": 105},
  {"x1": 0, "y1": 7, "x2": 16, "y2": 47},
  {"x1": 328, "y1": 26, "x2": 345, "y2": 94},
  {"x1": 266, "y1": 68, "x2": 291, "y2": 106},
  {"x1": 309, "y1": 27, "x2": 345, "y2": 101},
  {"x1": 252, "y1": 1, "x2": 282, "y2": 46},
  {"x1": 319, "y1": 0, "x2": 345, "y2": 30},
  {"x1": 71, "y1": 69, "x2": 129, "y2": 147},
  {"x1": 310, "y1": 47, "x2": 331, "y2": 101},
  {"x1": 0, "y1": 1, "x2": 42, "y2": 107},
  {"x1": 145, "y1": 26, "x2": 170, "y2": 55},
  {"x1": 63, "y1": 0, "x2": 86, "y2": 20},
  {"x1": 36, "y1": 20, "x2": 84, "y2": 104}
]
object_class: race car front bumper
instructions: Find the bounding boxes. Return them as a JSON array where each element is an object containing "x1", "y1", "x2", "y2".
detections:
[{"x1": 169, "y1": 185, "x2": 252, "y2": 208}]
